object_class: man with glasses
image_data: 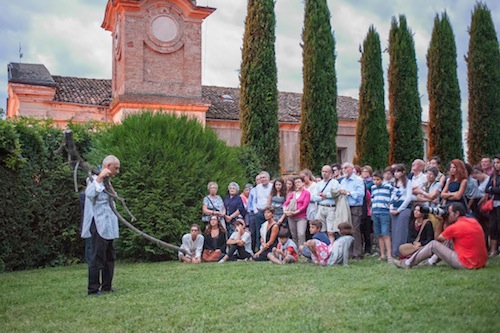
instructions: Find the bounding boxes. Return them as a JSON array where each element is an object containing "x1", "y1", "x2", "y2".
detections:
[
  {"x1": 178, "y1": 224, "x2": 204, "y2": 264},
  {"x1": 339, "y1": 162, "x2": 365, "y2": 259},
  {"x1": 312, "y1": 165, "x2": 340, "y2": 242}
]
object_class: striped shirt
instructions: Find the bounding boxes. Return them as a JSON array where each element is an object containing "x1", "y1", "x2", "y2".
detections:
[{"x1": 371, "y1": 183, "x2": 393, "y2": 213}]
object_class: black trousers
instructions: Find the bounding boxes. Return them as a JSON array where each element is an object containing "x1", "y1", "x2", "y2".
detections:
[
  {"x1": 226, "y1": 244, "x2": 252, "y2": 260},
  {"x1": 88, "y1": 220, "x2": 115, "y2": 294}
]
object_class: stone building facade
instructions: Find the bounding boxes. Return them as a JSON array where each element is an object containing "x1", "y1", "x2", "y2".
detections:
[{"x1": 5, "y1": 0, "x2": 427, "y2": 172}]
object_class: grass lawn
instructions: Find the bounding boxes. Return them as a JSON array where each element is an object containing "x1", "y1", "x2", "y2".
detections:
[{"x1": 1, "y1": 256, "x2": 499, "y2": 333}]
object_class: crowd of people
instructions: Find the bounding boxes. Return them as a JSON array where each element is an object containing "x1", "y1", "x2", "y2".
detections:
[
  {"x1": 81, "y1": 154, "x2": 499, "y2": 295},
  {"x1": 179, "y1": 155, "x2": 500, "y2": 271}
]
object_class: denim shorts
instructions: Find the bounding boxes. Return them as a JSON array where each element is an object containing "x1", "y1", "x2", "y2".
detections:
[{"x1": 372, "y1": 212, "x2": 391, "y2": 237}]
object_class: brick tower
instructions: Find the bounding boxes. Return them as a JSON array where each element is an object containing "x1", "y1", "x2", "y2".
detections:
[{"x1": 102, "y1": 0, "x2": 215, "y2": 124}]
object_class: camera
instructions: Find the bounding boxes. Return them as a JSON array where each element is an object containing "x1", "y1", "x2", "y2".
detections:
[{"x1": 420, "y1": 205, "x2": 449, "y2": 218}]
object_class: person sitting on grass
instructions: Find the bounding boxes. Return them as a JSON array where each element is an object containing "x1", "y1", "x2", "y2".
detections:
[
  {"x1": 393, "y1": 203, "x2": 488, "y2": 269},
  {"x1": 219, "y1": 219, "x2": 253, "y2": 262},
  {"x1": 268, "y1": 227, "x2": 298, "y2": 264},
  {"x1": 300, "y1": 220, "x2": 330, "y2": 260},
  {"x1": 327, "y1": 222, "x2": 355, "y2": 266},
  {"x1": 202, "y1": 215, "x2": 227, "y2": 262},
  {"x1": 178, "y1": 224, "x2": 204, "y2": 264},
  {"x1": 253, "y1": 206, "x2": 280, "y2": 261}
]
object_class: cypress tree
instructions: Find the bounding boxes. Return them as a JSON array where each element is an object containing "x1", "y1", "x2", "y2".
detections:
[
  {"x1": 427, "y1": 12, "x2": 463, "y2": 166},
  {"x1": 299, "y1": 0, "x2": 337, "y2": 173},
  {"x1": 466, "y1": 2, "x2": 500, "y2": 165},
  {"x1": 356, "y1": 25, "x2": 388, "y2": 170},
  {"x1": 388, "y1": 15, "x2": 424, "y2": 167},
  {"x1": 239, "y1": 0, "x2": 280, "y2": 175}
]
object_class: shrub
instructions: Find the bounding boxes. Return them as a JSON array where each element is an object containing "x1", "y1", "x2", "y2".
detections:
[
  {"x1": 87, "y1": 112, "x2": 250, "y2": 261},
  {"x1": 0, "y1": 119, "x2": 95, "y2": 271}
]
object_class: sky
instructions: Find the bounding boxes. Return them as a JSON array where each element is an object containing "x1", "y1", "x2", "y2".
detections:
[{"x1": 1, "y1": 0, "x2": 499, "y2": 125}]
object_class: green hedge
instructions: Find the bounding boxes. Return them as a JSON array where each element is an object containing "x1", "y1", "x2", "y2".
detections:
[
  {"x1": 0, "y1": 119, "x2": 95, "y2": 271},
  {"x1": 0, "y1": 113, "x2": 259, "y2": 270},
  {"x1": 87, "y1": 112, "x2": 256, "y2": 261}
]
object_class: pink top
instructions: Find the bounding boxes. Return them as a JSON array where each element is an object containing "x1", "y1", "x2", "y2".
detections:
[{"x1": 283, "y1": 189, "x2": 311, "y2": 219}]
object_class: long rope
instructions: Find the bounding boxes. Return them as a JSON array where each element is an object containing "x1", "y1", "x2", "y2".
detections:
[{"x1": 54, "y1": 130, "x2": 186, "y2": 254}]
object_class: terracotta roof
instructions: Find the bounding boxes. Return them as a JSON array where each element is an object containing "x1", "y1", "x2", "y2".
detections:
[
  {"x1": 202, "y1": 85, "x2": 360, "y2": 122},
  {"x1": 7, "y1": 63, "x2": 360, "y2": 120},
  {"x1": 52, "y1": 76, "x2": 112, "y2": 106}
]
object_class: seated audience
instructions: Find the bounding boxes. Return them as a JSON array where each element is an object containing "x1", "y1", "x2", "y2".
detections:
[
  {"x1": 178, "y1": 224, "x2": 204, "y2": 264},
  {"x1": 327, "y1": 222, "x2": 355, "y2": 266},
  {"x1": 393, "y1": 203, "x2": 488, "y2": 269},
  {"x1": 300, "y1": 220, "x2": 330, "y2": 260},
  {"x1": 219, "y1": 219, "x2": 253, "y2": 262},
  {"x1": 268, "y1": 227, "x2": 298, "y2": 264},
  {"x1": 253, "y1": 206, "x2": 280, "y2": 261},
  {"x1": 202, "y1": 215, "x2": 227, "y2": 262}
]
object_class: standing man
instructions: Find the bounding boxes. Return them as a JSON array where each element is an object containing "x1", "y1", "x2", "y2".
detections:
[
  {"x1": 312, "y1": 165, "x2": 340, "y2": 242},
  {"x1": 481, "y1": 157, "x2": 494, "y2": 176},
  {"x1": 81, "y1": 155, "x2": 121, "y2": 296},
  {"x1": 248, "y1": 173, "x2": 262, "y2": 251},
  {"x1": 339, "y1": 163, "x2": 365, "y2": 259},
  {"x1": 393, "y1": 203, "x2": 488, "y2": 269},
  {"x1": 252, "y1": 171, "x2": 273, "y2": 251},
  {"x1": 411, "y1": 159, "x2": 426, "y2": 200}
]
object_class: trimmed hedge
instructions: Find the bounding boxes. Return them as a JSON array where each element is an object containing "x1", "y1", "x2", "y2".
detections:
[
  {"x1": 0, "y1": 119, "x2": 95, "y2": 271},
  {"x1": 85, "y1": 112, "x2": 256, "y2": 261}
]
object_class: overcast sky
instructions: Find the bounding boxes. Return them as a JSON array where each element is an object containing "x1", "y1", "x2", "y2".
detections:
[{"x1": 1, "y1": 0, "x2": 499, "y2": 123}]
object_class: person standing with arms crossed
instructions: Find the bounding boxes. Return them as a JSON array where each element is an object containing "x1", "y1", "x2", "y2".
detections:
[{"x1": 81, "y1": 155, "x2": 121, "y2": 296}]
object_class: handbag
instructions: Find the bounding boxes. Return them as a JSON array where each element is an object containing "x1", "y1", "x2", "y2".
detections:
[
  {"x1": 480, "y1": 176, "x2": 496, "y2": 214},
  {"x1": 202, "y1": 249, "x2": 222, "y2": 262},
  {"x1": 202, "y1": 196, "x2": 219, "y2": 222},
  {"x1": 399, "y1": 220, "x2": 429, "y2": 257},
  {"x1": 285, "y1": 193, "x2": 297, "y2": 212}
]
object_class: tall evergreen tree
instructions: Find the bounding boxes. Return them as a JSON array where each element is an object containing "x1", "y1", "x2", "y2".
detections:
[
  {"x1": 466, "y1": 2, "x2": 500, "y2": 165},
  {"x1": 388, "y1": 15, "x2": 424, "y2": 167},
  {"x1": 239, "y1": 0, "x2": 280, "y2": 175},
  {"x1": 299, "y1": 0, "x2": 337, "y2": 173},
  {"x1": 427, "y1": 12, "x2": 463, "y2": 166},
  {"x1": 356, "y1": 25, "x2": 388, "y2": 170}
]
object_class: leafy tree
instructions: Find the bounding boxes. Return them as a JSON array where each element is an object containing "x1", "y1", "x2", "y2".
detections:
[
  {"x1": 88, "y1": 112, "x2": 249, "y2": 261},
  {"x1": 388, "y1": 15, "x2": 424, "y2": 167},
  {"x1": 239, "y1": 0, "x2": 280, "y2": 176},
  {"x1": 427, "y1": 12, "x2": 463, "y2": 165},
  {"x1": 466, "y1": 2, "x2": 500, "y2": 165},
  {"x1": 299, "y1": 0, "x2": 337, "y2": 173},
  {"x1": 356, "y1": 25, "x2": 388, "y2": 170}
]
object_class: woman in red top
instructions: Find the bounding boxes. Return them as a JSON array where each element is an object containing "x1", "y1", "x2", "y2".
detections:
[{"x1": 283, "y1": 176, "x2": 311, "y2": 248}]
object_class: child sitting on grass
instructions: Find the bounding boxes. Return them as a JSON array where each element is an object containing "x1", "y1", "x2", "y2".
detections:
[
  {"x1": 327, "y1": 222, "x2": 355, "y2": 266},
  {"x1": 268, "y1": 227, "x2": 298, "y2": 264},
  {"x1": 299, "y1": 220, "x2": 330, "y2": 261},
  {"x1": 303, "y1": 222, "x2": 354, "y2": 266}
]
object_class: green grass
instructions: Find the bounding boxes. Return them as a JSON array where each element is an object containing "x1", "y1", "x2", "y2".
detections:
[{"x1": 1, "y1": 256, "x2": 499, "y2": 333}]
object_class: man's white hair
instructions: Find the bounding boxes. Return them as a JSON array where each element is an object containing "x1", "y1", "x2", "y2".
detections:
[{"x1": 102, "y1": 155, "x2": 119, "y2": 166}]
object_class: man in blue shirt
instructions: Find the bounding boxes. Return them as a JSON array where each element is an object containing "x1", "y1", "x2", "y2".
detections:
[{"x1": 339, "y1": 162, "x2": 365, "y2": 259}]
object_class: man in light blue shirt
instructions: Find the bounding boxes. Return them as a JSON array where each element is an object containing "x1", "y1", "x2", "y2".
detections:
[
  {"x1": 252, "y1": 171, "x2": 272, "y2": 251},
  {"x1": 247, "y1": 174, "x2": 261, "y2": 251},
  {"x1": 339, "y1": 162, "x2": 365, "y2": 258},
  {"x1": 81, "y1": 155, "x2": 120, "y2": 296}
]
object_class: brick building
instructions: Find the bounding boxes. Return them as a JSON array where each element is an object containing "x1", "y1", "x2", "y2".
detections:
[{"x1": 5, "y1": 0, "x2": 426, "y2": 172}]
